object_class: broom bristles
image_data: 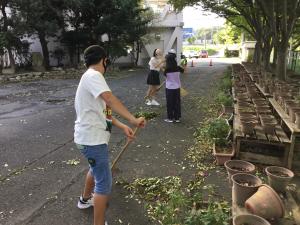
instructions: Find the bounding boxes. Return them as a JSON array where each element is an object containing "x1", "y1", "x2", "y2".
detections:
[{"x1": 180, "y1": 87, "x2": 188, "y2": 97}]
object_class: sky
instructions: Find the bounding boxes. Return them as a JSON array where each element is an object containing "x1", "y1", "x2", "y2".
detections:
[{"x1": 183, "y1": 6, "x2": 225, "y2": 29}]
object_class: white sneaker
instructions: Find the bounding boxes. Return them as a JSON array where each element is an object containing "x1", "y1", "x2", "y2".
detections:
[
  {"x1": 164, "y1": 119, "x2": 173, "y2": 123},
  {"x1": 145, "y1": 100, "x2": 152, "y2": 106},
  {"x1": 151, "y1": 99, "x2": 160, "y2": 106},
  {"x1": 77, "y1": 196, "x2": 94, "y2": 209},
  {"x1": 105, "y1": 221, "x2": 108, "y2": 225}
]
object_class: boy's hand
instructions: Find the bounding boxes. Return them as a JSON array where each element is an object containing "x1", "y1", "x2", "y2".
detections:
[
  {"x1": 130, "y1": 117, "x2": 146, "y2": 128},
  {"x1": 122, "y1": 125, "x2": 135, "y2": 141}
]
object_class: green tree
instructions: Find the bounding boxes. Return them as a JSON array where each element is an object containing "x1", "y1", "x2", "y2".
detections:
[
  {"x1": 0, "y1": 0, "x2": 26, "y2": 71},
  {"x1": 258, "y1": 0, "x2": 300, "y2": 80},
  {"x1": 187, "y1": 36, "x2": 196, "y2": 45},
  {"x1": 169, "y1": 0, "x2": 300, "y2": 80},
  {"x1": 61, "y1": 0, "x2": 152, "y2": 66},
  {"x1": 15, "y1": 0, "x2": 66, "y2": 69},
  {"x1": 213, "y1": 22, "x2": 241, "y2": 44}
]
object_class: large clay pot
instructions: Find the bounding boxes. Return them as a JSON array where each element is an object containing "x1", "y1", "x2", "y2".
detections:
[
  {"x1": 265, "y1": 166, "x2": 294, "y2": 193},
  {"x1": 245, "y1": 185, "x2": 285, "y2": 220},
  {"x1": 232, "y1": 173, "x2": 262, "y2": 206},
  {"x1": 224, "y1": 160, "x2": 255, "y2": 185},
  {"x1": 233, "y1": 214, "x2": 271, "y2": 225}
]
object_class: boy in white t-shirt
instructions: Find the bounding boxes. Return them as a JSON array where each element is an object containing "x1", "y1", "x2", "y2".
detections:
[{"x1": 74, "y1": 45, "x2": 146, "y2": 225}]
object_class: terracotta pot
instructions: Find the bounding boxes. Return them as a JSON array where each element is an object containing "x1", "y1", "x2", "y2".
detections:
[
  {"x1": 213, "y1": 143, "x2": 234, "y2": 165},
  {"x1": 245, "y1": 185, "x2": 285, "y2": 219},
  {"x1": 240, "y1": 114, "x2": 257, "y2": 121},
  {"x1": 255, "y1": 106, "x2": 271, "y2": 114},
  {"x1": 259, "y1": 114, "x2": 275, "y2": 120},
  {"x1": 224, "y1": 160, "x2": 255, "y2": 185},
  {"x1": 236, "y1": 98, "x2": 251, "y2": 104},
  {"x1": 288, "y1": 107, "x2": 300, "y2": 122},
  {"x1": 238, "y1": 112, "x2": 257, "y2": 118},
  {"x1": 237, "y1": 107, "x2": 256, "y2": 114},
  {"x1": 265, "y1": 166, "x2": 294, "y2": 193},
  {"x1": 237, "y1": 102, "x2": 253, "y2": 108},
  {"x1": 233, "y1": 214, "x2": 271, "y2": 225},
  {"x1": 268, "y1": 85, "x2": 274, "y2": 94},
  {"x1": 259, "y1": 116, "x2": 277, "y2": 134},
  {"x1": 284, "y1": 100, "x2": 296, "y2": 114},
  {"x1": 252, "y1": 99, "x2": 267, "y2": 105},
  {"x1": 240, "y1": 120, "x2": 257, "y2": 135},
  {"x1": 263, "y1": 85, "x2": 269, "y2": 93},
  {"x1": 232, "y1": 173, "x2": 262, "y2": 206}
]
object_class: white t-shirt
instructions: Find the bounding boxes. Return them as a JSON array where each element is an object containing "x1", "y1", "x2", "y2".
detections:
[
  {"x1": 74, "y1": 68, "x2": 112, "y2": 145},
  {"x1": 149, "y1": 57, "x2": 163, "y2": 71}
]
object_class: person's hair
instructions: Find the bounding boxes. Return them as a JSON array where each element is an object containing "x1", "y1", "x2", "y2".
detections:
[
  {"x1": 84, "y1": 45, "x2": 107, "y2": 67},
  {"x1": 165, "y1": 53, "x2": 177, "y2": 70},
  {"x1": 153, "y1": 48, "x2": 158, "y2": 57}
]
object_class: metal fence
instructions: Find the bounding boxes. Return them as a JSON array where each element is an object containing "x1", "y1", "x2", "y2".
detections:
[{"x1": 288, "y1": 51, "x2": 300, "y2": 74}]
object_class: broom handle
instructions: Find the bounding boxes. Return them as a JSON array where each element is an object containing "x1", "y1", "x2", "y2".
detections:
[
  {"x1": 156, "y1": 80, "x2": 166, "y2": 91},
  {"x1": 144, "y1": 81, "x2": 166, "y2": 99},
  {"x1": 111, "y1": 127, "x2": 139, "y2": 171}
]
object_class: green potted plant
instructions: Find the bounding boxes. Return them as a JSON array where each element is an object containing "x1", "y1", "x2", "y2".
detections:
[
  {"x1": 219, "y1": 76, "x2": 232, "y2": 93},
  {"x1": 216, "y1": 92, "x2": 233, "y2": 114},
  {"x1": 207, "y1": 118, "x2": 234, "y2": 165}
]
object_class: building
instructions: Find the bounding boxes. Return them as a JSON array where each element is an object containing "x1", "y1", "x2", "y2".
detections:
[
  {"x1": 117, "y1": 0, "x2": 184, "y2": 66},
  {"x1": 142, "y1": 0, "x2": 184, "y2": 64},
  {"x1": 1, "y1": 1, "x2": 184, "y2": 71}
]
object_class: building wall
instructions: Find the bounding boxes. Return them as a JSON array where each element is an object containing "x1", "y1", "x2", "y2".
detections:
[{"x1": 2, "y1": 1, "x2": 183, "y2": 69}]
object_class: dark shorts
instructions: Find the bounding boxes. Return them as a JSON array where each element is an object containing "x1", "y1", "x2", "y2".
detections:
[{"x1": 147, "y1": 70, "x2": 160, "y2": 85}]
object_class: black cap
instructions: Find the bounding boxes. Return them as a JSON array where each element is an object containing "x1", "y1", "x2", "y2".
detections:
[{"x1": 84, "y1": 45, "x2": 107, "y2": 67}]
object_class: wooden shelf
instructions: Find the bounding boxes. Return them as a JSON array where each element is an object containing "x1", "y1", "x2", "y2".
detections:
[
  {"x1": 269, "y1": 98, "x2": 300, "y2": 134},
  {"x1": 233, "y1": 104, "x2": 290, "y2": 143},
  {"x1": 255, "y1": 83, "x2": 273, "y2": 98}
]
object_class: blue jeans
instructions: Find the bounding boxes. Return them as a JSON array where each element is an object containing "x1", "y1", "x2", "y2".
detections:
[{"x1": 77, "y1": 144, "x2": 112, "y2": 195}]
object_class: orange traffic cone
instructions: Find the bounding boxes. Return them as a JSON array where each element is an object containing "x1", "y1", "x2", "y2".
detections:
[
  {"x1": 191, "y1": 60, "x2": 194, "y2": 67},
  {"x1": 209, "y1": 59, "x2": 212, "y2": 66}
]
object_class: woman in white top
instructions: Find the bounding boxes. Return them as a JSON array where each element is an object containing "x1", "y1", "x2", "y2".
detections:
[{"x1": 145, "y1": 48, "x2": 165, "y2": 106}]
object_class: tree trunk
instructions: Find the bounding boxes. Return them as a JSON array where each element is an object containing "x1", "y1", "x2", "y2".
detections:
[
  {"x1": 276, "y1": 46, "x2": 288, "y2": 81},
  {"x1": 253, "y1": 42, "x2": 262, "y2": 65},
  {"x1": 135, "y1": 41, "x2": 140, "y2": 66},
  {"x1": 1, "y1": 3, "x2": 16, "y2": 71},
  {"x1": 38, "y1": 31, "x2": 50, "y2": 69},
  {"x1": 7, "y1": 47, "x2": 16, "y2": 71},
  {"x1": 262, "y1": 46, "x2": 271, "y2": 71},
  {"x1": 272, "y1": 45, "x2": 277, "y2": 66}
]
